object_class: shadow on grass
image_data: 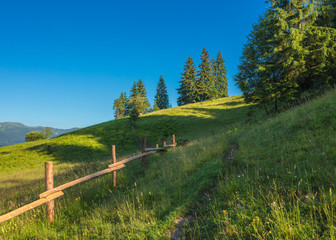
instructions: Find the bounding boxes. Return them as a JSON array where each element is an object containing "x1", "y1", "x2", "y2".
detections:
[{"x1": 218, "y1": 100, "x2": 245, "y2": 107}]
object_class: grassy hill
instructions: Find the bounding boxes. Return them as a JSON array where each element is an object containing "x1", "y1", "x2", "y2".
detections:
[
  {"x1": 0, "y1": 91, "x2": 335, "y2": 239},
  {"x1": 0, "y1": 95, "x2": 249, "y2": 176}
]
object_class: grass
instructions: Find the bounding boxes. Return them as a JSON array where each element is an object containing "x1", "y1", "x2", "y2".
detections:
[
  {"x1": 0, "y1": 95, "x2": 251, "y2": 239},
  {"x1": 0, "y1": 91, "x2": 335, "y2": 239},
  {"x1": 185, "y1": 90, "x2": 336, "y2": 239}
]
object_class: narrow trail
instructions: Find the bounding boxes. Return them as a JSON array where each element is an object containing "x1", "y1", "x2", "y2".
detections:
[
  {"x1": 169, "y1": 144, "x2": 238, "y2": 240},
  {"x1": 225, "y1": 143, "x2": 238, "y2": 163}
]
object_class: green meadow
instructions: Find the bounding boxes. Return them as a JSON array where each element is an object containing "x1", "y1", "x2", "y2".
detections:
[{"x1": 0, "y1": 92, "x2": 336, "y2": 239}]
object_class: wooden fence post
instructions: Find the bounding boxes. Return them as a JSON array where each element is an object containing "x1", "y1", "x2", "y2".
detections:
[
  {"x1": 45, "y1": 162, "x2": 54, "y2": 223},
  {"x1": 163, "y1": 141, "x2": 166, "y2": 147},
  {"x1": 156, "y1": 143, "x2": 158, "y2": 148},
  {"x1": 142, "y1": 138, "x2": 146, "y2": 167},
  {"x1": 172, "y1": 134, "x2": 176, "y2": 149},
  {"x1": 112, "y1": 145, "x2": 117, "y2": 187}
]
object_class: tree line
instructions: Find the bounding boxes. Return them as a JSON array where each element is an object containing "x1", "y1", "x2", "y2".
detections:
[
  {"x1": 235, "y1": 0, "x2": 336, "y2": 113},
  {"x1": 177, "y1": 48, "x2": 228, "y2": 106},
  {"x1": 113, "y1": 48, "x2": 229, "y2": 120},
  {"x1": 113, "y1": 75, "x2": 169, "y2": 120}
]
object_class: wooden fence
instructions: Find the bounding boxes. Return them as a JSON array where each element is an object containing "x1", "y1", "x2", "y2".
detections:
[{"x1": 0, "y1": 134, "x2": 176, "y2": 224}]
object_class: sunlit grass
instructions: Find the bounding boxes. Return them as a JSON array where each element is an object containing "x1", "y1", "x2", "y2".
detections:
[{"x1": 1, "y1": 91, "x2": 335, "y2": 239}]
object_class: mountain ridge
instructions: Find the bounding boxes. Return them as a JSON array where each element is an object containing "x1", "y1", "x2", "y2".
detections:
[{"x1": 0, "y1": 122, "x2": 79, "y2": 147}]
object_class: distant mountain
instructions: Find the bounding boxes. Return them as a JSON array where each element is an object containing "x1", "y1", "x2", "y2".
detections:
[{"x1": 0, "y1": 122, "x2": 79, "y2": 147}]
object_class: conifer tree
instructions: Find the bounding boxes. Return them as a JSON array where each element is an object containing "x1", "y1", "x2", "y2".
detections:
[
  {"x1": 128, "y1": 79, "x2": 150, "y2": 116},
  {"x1": 208, "y1": 58, "x2": 218, "y2": 100},
  {"x1": 211, "y1": 52, "x2": 228, "y2": 98},
  {"x1": 113, "y1": 92, "x2": 127, "y2": 119},
  {"x1": 136, "y1": 79, "x2": 147, "y2": 99},
  {"x1": 130, "y1": 79, "x2": 147, "y2": 99},
  {"x1": 311, "y1": 0, "x2": 336, "y2": 28},
  {"x1": 235, "y1": 0, "x2": 336, "y2": 113},
  {"x1": 130, "y1": 81, "x2": 138, "y2": 99},
  {"x1": 153, "y1": 102, "x2": 160, "y2": 112},
  {"x1": 177, "y1": 57, "x2": 197, "y2": 106},
  {"x1": 128, "y1": 94, "x2": 149, "y2": 120},
  {"x1": 196, "y1": 47, "x2": 212, "y2": 102},
  {"x1": 154, "y1": 75, "x2": 169, "y2": 109}
]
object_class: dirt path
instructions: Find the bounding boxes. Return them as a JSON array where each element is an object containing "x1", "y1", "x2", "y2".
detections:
[{"x1": 169, "y1": 144, "x2": 238, "y2": 240}]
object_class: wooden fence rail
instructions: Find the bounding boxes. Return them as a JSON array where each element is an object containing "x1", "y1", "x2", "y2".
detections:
[{"x1": 0, "y1": 134, "x2": 176, "y2": 224}]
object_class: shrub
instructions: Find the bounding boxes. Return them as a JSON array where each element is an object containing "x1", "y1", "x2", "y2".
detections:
[{"x1": 25, "y1": 132, "x2": 44, "y2": 142}]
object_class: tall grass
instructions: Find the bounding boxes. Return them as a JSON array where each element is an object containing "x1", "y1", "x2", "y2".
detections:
[
  {"x1": 0, "y1": 133, "x2": 230, "y2": 239},
  {"x1": 1, "y1": 91, "x2": 335, "y2": 239},
  {"x1": 186, "y1": 90, "x2": 336, "y2": 239}
]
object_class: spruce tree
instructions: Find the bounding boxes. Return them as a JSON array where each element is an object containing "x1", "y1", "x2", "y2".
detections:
[
  {"x1": 128, "y1": 95, "x2": 149, "y2": 120},
  {"x1": 154, "y1": 75, "x2": 169, "y2": 109},
  {"x1": 136, "y1": 79, "x2": 147, "y2": 99},
  {"x1": 208, "y1": 58, "x2": 218, "y2": 100},
  {"x1": 153, "y1": 102, "x2": 160, "y2": 112},
  {"x1": 128, "y1": 79, "x2": 150, "y2": 116},
  {"x1": 196, "y1": 47, "x2": 212, "y2": 102},
  {"x1": 234, "y1": 0, "x2": 333, "y2": 113},
  {"x1": 212, "y1": 52, "x2": 228, "y2": 98},
  {"x1": 177, "y1": 57, "x2": 197, "y2": 106},
  {"x1": 113, "y1": 92, "x2": 127, "y2": 119},
  {"x1": 314, "y1": 0, "x2": 336, "y2": 28},
  {"x1": 130, "y1": 81, "x2": 138, "y2": 99}
]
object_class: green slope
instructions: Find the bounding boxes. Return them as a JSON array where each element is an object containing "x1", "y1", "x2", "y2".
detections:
[
  {"x1": 0, "y1": 95, "x2": 250, "y2": 175},
  {"x1": 1, "y1": 91, "x2": 335, "y2": 239}
]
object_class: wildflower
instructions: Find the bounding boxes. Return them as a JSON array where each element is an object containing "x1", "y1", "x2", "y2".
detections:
[
  {"x1": 298, "y1": 190, "x2": 301, "y2": 194},
  {"x1": 305, "y1": 194, "x2": 309, "y2": 198},
  {"x1": 75, "y1": 197, "x2": 81, "y2": 201},
  {"x1": 223, "y1": 210, "x2": 227, "y2": 214},
  {"x1": 254, "y1": 216, "x2": 260, "y2": 221},
  {"x1": 136, "y1": 232, "x2": 140, "y2": 234},
  {"x1": 269, "y1": 231, "x2": 272, "y2": 234},
  {"x1": 90, "y1": 227, "x2": 93, "y2": 230}
]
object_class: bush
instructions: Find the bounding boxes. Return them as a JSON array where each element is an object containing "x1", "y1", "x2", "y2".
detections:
[{"x1": 25, "y1": 132, "x2": 45, "y2": 142}]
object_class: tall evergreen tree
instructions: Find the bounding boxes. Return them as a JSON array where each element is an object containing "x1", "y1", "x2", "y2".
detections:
[
  {"x1": 130, "y1": 81, "x2": 138, "y2": 99},
  {"x1": 128, "y1": 95, "x2": 149, "y2": 120},
  {"x1": 113, "y1": 92, "x2": 127, "y2": 119},
  {"x1": 154, "y1": 75, "x2": 169, "y2": 109},
  {"x1": 235, "y1": 0, "x2": 336, "y2": 113},
  {"x1": 136, "y1": 79, "x2": 147, "y2": 99},
  {"x1": 315, "y1": 0, "x2": 336, "y2": 28},
  {"x1": 211, "y1": 52, "x2": 228, "y2": 98},
  {"x1": 128, "y1": 79, "x2": 150, "y2": 116},
  {"x1": 196, "y1": 47, "x2": 212, "y2": 102},
  {"x1": 177, "y1": 57, "x2": 197, "y2": 106},
  {"x1": 130, "y1": 79, "x2": 147, "y2": 99}
]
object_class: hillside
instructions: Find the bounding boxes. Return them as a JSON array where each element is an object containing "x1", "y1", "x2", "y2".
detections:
[
  {"x1": 0, "y1": 95, "x2": 250, "y2": 175},
  {"x1": 0, "y1": 122, "x2": 78, "y2": 147},
  {"x1": 0, "y1": 91, "x2": 335, "y2": 239}
]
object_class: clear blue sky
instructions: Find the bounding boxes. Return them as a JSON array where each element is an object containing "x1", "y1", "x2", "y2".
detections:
[{"x1": 0, "y1": 0, "x2": 267, "y2": 129}]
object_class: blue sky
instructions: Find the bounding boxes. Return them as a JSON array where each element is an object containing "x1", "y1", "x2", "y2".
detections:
[{"x1": 0, "y1": 0, "x2": 267, "y2": 129}]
